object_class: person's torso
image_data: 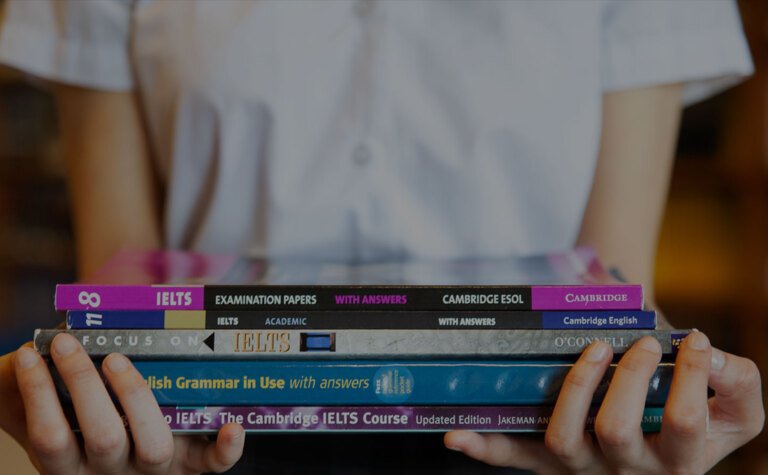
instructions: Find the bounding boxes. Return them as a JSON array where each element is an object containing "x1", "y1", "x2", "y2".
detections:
[{"x1": 131, "y1": 0, "x2": 604, "y2": 261}]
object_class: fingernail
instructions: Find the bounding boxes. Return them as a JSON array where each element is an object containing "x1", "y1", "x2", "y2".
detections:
[
  {"x1": 585, "y1": 342, "x2": 608, "y2": 362},
  {"x1": 711, "y1": 347, "x2": 725, "y2": 371},
  {"x1": 16, "y1": 347, "x2": 38, "y2": 369},
  {"x1": 53, "y1": 334, "x2": 78, "y2": 357},
  {"x1": 446, "y1": 445, "x2": 463, "y2": 453},
  {"x1": 686, "y1": 332, "x2": 710, "y2": 351},
  {"x1": 636, "y1": 336, "x2": 661, "y2": 353},
  {"x1": 105, "y1": 353, "x2": 130, "y2": 373}
]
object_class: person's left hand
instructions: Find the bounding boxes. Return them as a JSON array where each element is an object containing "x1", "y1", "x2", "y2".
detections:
[
  {"x1": 0, "y1": 336, "x2": 245, "y2": 475},
  {"x1": 444, "y1": 333, "x2": 765, "y2": 474}
]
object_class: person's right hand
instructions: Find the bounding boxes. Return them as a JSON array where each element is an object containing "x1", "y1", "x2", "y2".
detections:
[
  {"x1": 0, "y1": 333, "x2": 245, "y2": 474},
  {"x1": 446, "y1": 334, "x2": 765, "y2": 474}
]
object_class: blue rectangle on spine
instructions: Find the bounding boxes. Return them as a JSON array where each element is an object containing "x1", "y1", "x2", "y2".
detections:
[
  {"x1": 67, "y1": 310, "x2": 165, "y2": 329},
  {"x1": 541, "y1": 311, "x2": 655, "y2": 329}
]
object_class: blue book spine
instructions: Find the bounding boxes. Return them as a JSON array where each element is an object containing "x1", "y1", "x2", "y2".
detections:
[
  {"x1": 66, "y1": 309, "x2": 656, "y2": 330},
  {"x1": 94, "y1": 360, "x2": 675, "y2": 406}
]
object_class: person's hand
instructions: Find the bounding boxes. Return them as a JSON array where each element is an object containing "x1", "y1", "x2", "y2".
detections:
[
  {"x1": 0, "y1": 333, "x2": 245, "y2": 474},
  {"x1": 444, "y1": 333, "x2": 765, "y2": 474}
]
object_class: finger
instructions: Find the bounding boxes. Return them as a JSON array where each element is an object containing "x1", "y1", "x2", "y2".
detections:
[
  {"x1": 50, "y1": 333, "x2": 129, "y2": 472},
  {"x1": 14, "y1": 346, "x2": 81, "y2": 475},
  {"x1": 183, "y1": 423, "x2": 245, "y2": 473},
  {"x1": 102, "y1": 353, "x2": 174, "y2": 474},
  {"x1": 0, "y1": 350, "x2": 26, "y2": 442},
  {"x1": 656, "y1": 332, "x2": 710, "y2": 472},
  {"x1": 545, "y1": 341, "x2": 612, "y2": 472},
  {"x1": 707, "y1": 347, "x2": 764, "y2": 449},
  {"x1": 444, "y1": 430, "x2": 565, "y2": 474},
  {"x1": 595, "y1": 336, "x2": 661, "y2": 468}
]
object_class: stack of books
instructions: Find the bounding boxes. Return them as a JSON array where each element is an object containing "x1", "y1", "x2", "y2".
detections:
[{"x1": 35, "y1": 247, "x2": 685, "y2": 434}]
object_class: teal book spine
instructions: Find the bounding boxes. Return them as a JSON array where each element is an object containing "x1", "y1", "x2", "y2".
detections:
[{"x1": 53, "y1": 360, "x2": 674, "y2": 406}]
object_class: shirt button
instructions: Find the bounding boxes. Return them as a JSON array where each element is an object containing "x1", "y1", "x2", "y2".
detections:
[
  {"x1": 352, "y1": 144, "x2": 372, "y2": 166},
  {"x1": 354, "y1": 0, "x2": 374, "y2": 17}
]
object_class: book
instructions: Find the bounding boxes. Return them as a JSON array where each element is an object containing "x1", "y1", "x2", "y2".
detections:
[
  {"x1": 66, "y1": 309, "x2": 657, "y2": 330},
  {"x1": 54, "y1": 247, "x2": 643, "y2": 311},
  {"x1": 50, "y1": 359, "x2": 674, "y2": 406},
  {"x1": 35, "y1": 328, "x2": 687, "y2": 359},
  {"x1": 65, "y1": 405, "x2": 665, "y2": 434}
]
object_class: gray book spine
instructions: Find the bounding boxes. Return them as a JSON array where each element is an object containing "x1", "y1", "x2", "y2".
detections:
[{"x1": 34, "y1": 329, "x2": 688, "y2": 359}]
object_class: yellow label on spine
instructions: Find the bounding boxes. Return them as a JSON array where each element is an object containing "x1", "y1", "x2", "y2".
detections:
[{"x1": 165, "y1": 311, "x2": 206, "y2": 329}]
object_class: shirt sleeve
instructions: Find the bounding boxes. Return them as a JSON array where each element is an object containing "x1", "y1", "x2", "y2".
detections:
[
  {"x1": 0, "y1": 0, "x2": 134, "y2": 91},
  {"x1": 601, "y1": 0, "x2": 753, "y2": 105}
]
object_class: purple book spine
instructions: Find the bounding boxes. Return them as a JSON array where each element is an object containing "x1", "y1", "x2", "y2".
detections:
[
  {"x1": 55, "y1": 285, "x2": 205, "y2": 311},
  {"x1": 152, "y1": 406, "x2": 663, "y2": 433},
  {"x1": 531, "y1": 286, "x2": 644, "y2": 310},
  {"x1": 56, "y1": 284, "x2": 643, "y2": 311}
]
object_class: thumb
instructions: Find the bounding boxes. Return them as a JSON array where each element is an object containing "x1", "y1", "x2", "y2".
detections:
[
  {"x1": 444, "y1": 430, "x2": 564, "y2": 474},
  {"x1": 708, "y1": 347, "x2": 764, "y2": 439},
  {"x1": 0, "y1": 348, "x2": 28, "y2": 442}
]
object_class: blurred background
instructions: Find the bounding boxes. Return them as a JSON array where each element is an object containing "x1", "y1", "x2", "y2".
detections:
[
  {"x1": 654, "y1": 1, "x2": 768, "y2": 471},
  {"x1": 0, "y1": 1, "x2": 767, "y2": 474}
]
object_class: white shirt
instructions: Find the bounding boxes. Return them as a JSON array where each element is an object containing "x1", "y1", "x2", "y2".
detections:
[{"x1": 0, "y1": 0, "x2": 753, "y2": 262}]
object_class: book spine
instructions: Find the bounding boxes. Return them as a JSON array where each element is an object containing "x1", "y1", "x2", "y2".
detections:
[
  {"x1": 35, "y1": 329, "x2": 688, "y2": 359},
  {"x1": 50, "y1": 359, "x2": 674, "y2": 406},
  {"x1": 55, "y1": 285, "x2": 205, "y2": 311},
  {"x1": 65, "y1": 405, "x2": 665, "y2": 434},
  {"x1": 55, "y1": 284, "x2": 643, "y2": 311},
  {"x1": 67, "y1": 311, "x2": 205, "y2": 329},
  {"x1": 66, "y1": 310, "x2": 657, "y2": 330}
]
